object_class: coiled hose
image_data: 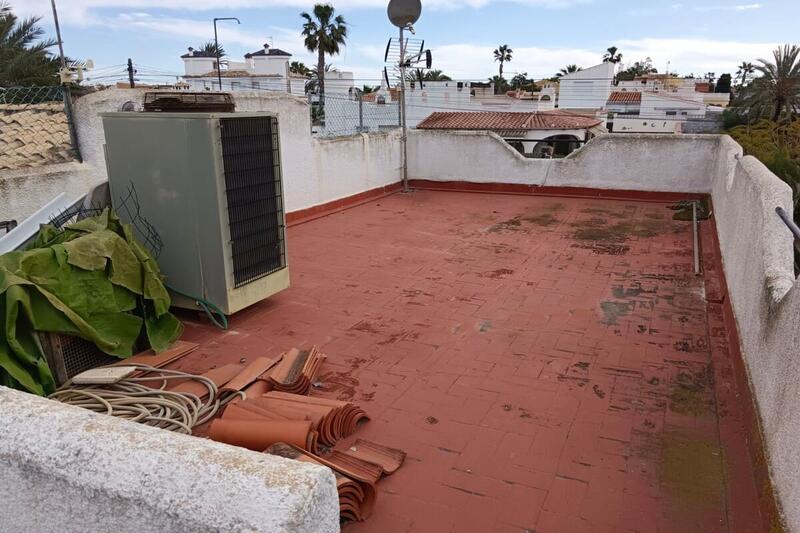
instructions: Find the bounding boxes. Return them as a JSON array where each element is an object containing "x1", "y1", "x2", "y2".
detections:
[{"x1": 49, "y1": 364, "x2": 243, "y2": 434}]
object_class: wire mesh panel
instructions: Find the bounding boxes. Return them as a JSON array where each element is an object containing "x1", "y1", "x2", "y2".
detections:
[
  {"x1": 0, "y1": 86, "x2": 77, "y2": 171},
  {"x1": 219, "y1": 116, "x2": 286, "y2": 288},
  {"x1": 312, "y1": 93, "x2": 400, "y2": 137}
]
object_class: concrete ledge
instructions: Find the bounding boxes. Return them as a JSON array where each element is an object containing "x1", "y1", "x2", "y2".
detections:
[{"x1": 0, "y1": 387, "x2": 340, "y2": 533}]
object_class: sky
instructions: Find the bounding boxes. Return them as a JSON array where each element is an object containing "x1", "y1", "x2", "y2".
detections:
[{"x1": 15, "y1": 0, "x2": 800, "y2": 85}]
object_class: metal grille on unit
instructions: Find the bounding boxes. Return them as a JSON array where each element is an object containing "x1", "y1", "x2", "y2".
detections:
[
  {"x1": 39, "y1": 332, "x2": 120, "y2": 386},
  {"x1": 219, "y1": 116, "x2": 286, "y2": 288}
]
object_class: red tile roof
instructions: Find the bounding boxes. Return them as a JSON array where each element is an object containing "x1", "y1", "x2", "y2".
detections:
[
  {"x1": 415, "y1": 110, "x2": 601, "y2": 131},
  {"x1": 607, "y1": 91, "x2": 642, "y2": 104}
]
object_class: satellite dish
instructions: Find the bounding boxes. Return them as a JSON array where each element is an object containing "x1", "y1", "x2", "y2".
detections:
[{"x1": 387, "y1": 0, "x2": 422, "y2": 28}]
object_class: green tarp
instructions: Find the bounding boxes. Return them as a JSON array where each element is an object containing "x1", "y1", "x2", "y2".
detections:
[{"x1": 0, "y1": 209, "x2": 182, "y2": 396}]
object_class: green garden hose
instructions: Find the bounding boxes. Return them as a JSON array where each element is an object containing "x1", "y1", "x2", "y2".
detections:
[{"x1": 166, "y1": 284, "x2": 228, "y2": 330}]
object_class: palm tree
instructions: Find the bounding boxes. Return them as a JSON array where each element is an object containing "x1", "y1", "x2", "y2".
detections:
[
  {"x1": 361, "y1": 84, "x2": 378, "y2": 94},
  {"x1": 556, "y1": 64, "x2": 582, "y2": 78},
  {"x1": 301, "y1": 4, "x2": 348, "y2": 104},
  {"x1": 305, "y1": 63, "x2": 338, "y2": 95},
  {"x1": 289, "y1": 61, "x2": 311, "y2": 77},
  {"x1": 200, "y1": 41, "x2": 225, "y2": 58},
  {"x1": 0, "y1": 1, "x2": 60, "y2": 86},
  {"x1": 489, "y1": 75, "x2": 508, "y2": 94},
  {"x1": 493, "y1": 44, "x2": 512, "y2": 84},
  {"x1": 423, "y1": 70, "x2": 451, "y2": 81},
  {"x1": 603, "y1": 46, "x2": 622, "y2": 64},
  {"x1": 736, "y1": 61, "x2": 755, "y2": 87},
  {"x1": 748, "y1": 45, "x2": 800, "y2": 121}
]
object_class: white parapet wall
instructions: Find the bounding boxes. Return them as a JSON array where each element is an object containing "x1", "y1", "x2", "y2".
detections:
[
  {"x1": 408, "y1": 130, "x2": 717, "y2": 193},
  {"x1": 710, "y1": 136, "x2": 800, "y2": 529},
  {"x1": 2, "y1": 88, "x2": 401, "y2": 223},
  {"x1": 0, "y1": 386, "x2": 340, "y2": 533}
]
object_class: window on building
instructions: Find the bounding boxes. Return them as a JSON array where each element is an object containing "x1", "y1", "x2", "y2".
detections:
[
  {"x1": 230, "y1": 82, "x2": 240, "y2": 89},
  {"x1": 665, "y1": 111, "x2": 677, "y2": 116},
  {"x1": 252, "y1": 81, "x2": 260, "y2": 89},
  {"x1": 377, "y1": 95, "x2": 386, "y2": 105}
]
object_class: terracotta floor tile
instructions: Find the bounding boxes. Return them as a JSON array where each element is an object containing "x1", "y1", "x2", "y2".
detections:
[{"x1": 173, "y1": 191, "x2": 765, "y2": 532}]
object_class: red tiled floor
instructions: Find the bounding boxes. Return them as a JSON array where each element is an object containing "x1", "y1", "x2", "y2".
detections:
[{"x1": 175, "y1": 190, "x2": 764, "y2": 532}]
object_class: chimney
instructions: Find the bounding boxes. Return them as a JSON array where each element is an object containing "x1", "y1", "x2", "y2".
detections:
[
  {"x1": 263, "y1": 43, "x2": 270, "y2": 53},
  {"x1": 188, "y1": 47, "x2": 194, "y2": 52}
]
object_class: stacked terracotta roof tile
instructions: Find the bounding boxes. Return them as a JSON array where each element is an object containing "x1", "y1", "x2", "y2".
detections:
[
  {"x1": 266, "y1": 440, "x2": 406, "y2": 522},
  {"x1": 607, "y1": 91, "x2": 643, "y2": 104},
  {"x1": 265, "y1": 346, "x2": 326, "y2": 395},
  {"x1": 197, "y1": 345, "x2": 405, "y2": 523},
  {"x1": 0, "y1": 103, "x2": 74, "y2": 170},
  {"x1": 416, "y1": 109, "x2": 602, "y2": 132}
]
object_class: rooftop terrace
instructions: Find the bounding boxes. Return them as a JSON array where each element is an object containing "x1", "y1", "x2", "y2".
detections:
[
  {"x1": 176, "y1": 188, "x2": 764, "y2": 532},
  {"x1": 2, "y1": 91, "x2": 798, "y2": 532}
]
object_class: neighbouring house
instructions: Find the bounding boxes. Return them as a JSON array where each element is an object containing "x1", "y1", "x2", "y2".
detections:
[
  {"x1": 180, "y1": 44, "x2": 355, "y2": 96},
  {"x1": 557, "y1": 62, "x2": 616, "y2": 110},
  {"x1": 326, "y1": 80, "x2": 560, "y2": 137},
  {"x1": 616, "y1": 73, "x2": 730, "y2": 108},
  {"x1": 608, "y1": 91, "x2": 707, "y2": 133},
  {"x1": 605, "y1": 90, "x2": 642, "y2": 115},
  {"x1": 415, "y1": 109, "x2": 604, "y2": 157}
]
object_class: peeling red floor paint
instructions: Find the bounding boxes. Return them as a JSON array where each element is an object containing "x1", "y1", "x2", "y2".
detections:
[{"x1": 174, "y1": 190, "x2": 764, "y2": 533}]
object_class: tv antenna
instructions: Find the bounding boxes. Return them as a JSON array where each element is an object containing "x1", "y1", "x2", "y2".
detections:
[{"x1": 387, "y1": 0, "x2": 425, "y2": 192}]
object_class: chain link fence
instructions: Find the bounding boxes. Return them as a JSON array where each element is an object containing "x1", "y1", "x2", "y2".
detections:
[
  {"x1": 0, "y1": 86, "x2": 78, "y2": 171},
  {"x1": 311, "y1": 93, "x2": 400, "y2": 137}
]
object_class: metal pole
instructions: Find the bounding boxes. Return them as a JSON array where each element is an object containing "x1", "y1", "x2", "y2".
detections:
[
  {"x1": 50, "y1": 0, "x2": 66, "y2": 69},
  {"x1": 50, "y1": 0, "x2": 82, "y2": 163},
  {"x1": 776, "y1": 206, "x2": 800, "y2": 245},
  {"x1": 127, "y1": 58, "x2": 135, "y2": 88},
  {"x1": 692, "y1": 201, "x2": 700, "y2": 275},
  {"x1": 214, "y1": 20, "x2": 221, "y2": 91},
  {"x1": 399, "y1": 26, "x2": 409, "y2": 192},
  {"x1": 212, "y1": 17, "x2": 240, "y2": 92},
  {"x1": 358, "y1": 91, "x2": 364, "y2": 132}
]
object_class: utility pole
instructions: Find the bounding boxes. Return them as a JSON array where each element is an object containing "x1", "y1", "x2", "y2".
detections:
[
  {"x1": 50, "y1": 0, "x2": 82, "y2": 162},
  {"x1": 127, "y1": 58, "x2": 135, "y2": 88}
]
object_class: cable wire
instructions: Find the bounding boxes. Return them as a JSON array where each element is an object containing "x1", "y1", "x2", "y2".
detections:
[{"x1": 49, "y1": 364, "x2": 243, "y2": 434}]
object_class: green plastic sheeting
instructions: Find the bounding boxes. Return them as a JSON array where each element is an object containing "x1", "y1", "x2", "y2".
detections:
[{"x1": 0, "y1": 209, "x2": 182, "y2": 396}]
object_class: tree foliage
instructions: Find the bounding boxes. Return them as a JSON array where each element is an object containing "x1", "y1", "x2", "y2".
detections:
[
  {"x1": 603, "y1": 46, "x2": 622, "y2": 64},
  {"x1": 727, "y1": 119, "x2": 800, "y2": 269},
  {"x1": 289, "y1": 61, "x2": 311, "y2": 77},
  {"x1": 200, "y1": 41, "x2": 225, "y2": 58},
  {"x1": 423, "y1": 70, "x2": 451, "y2": 81},
  {"x1": 556, "y1": 64, "x2": 582, "y2": 78},
  {"x1": 715, "y1": 73, "x2": 732, "y2": 94},
  {"x1": 0, "y1": 2, "x2": 60, "y2": 87},
  {"x1": 615, "y1": 57, "x2": 657, "y2": 82},
  {"x1": 509, "y1": 72, "x2": 538, "y2": 91}
]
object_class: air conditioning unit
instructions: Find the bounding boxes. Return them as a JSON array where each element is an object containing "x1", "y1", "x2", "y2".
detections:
[{"x1": 101, "y1": 112, "x2": 289, "y2": 315}]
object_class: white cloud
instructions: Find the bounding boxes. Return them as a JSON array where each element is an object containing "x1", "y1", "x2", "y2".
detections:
[
  {"x1": 693, "y1": 2, "x2": 764, "y2": 12},
  {"x1": 420, "y1": 38, "x2": 779, "y2": 80},
  {"x1": 18, "y1": 0, "x2": 591, "y2": 24}
]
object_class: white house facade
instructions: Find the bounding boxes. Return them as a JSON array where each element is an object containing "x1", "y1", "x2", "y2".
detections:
[
  {"x1": 180, "y1": 44, "x2": 355, "y2": 96},
  {"x1": 557, "y1": 62, "x2": 616, "y2": 110}
]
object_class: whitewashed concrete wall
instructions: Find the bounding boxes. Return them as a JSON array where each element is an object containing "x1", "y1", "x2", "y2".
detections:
[
  {"x1": 0, "y1": 162, "x2": 93, "y2": 223},
  {"x1": 408, "y1": 130, "x2": 717, "y2": 193},
  {"x1": 2, "y1": 89, "x2": 401, "y2": 223},
  {"x1": 710, "y1": 136, "x2": 800, "y2": 530},
  {"x1": 0, "y1": 387, "x2": 339, "y2": 533}
]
